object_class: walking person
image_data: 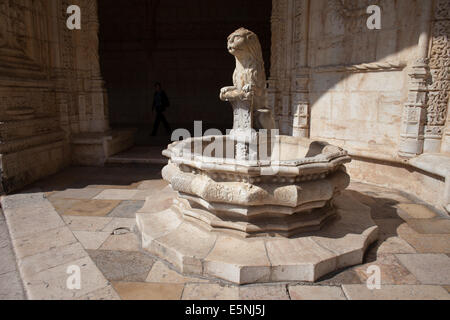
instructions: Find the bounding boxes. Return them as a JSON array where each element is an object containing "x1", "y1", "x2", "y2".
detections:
[{"x1": 151, "y1": 82, "x2": 172, "y2": 136}]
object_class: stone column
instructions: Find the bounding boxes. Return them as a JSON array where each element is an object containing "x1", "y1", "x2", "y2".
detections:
[
  {"x1": 398, "y1": 1, "x2": 433, "y2": 157},
  {"x1": 291, "y1": 0, "x2": 310, "y2": 138},
  {"x1": 398, "y1": 60, "x2": 429, "y2": 157},
  {"x1": 230, "y1": 100, "x2": 257, "y2": 161}
]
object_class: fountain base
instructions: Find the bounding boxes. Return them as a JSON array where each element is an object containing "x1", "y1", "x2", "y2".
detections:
[{"x1": 136, "y1": 191, "x2": 378, "y2": 284}]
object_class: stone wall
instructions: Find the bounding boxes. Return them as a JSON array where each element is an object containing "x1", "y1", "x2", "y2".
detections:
[
  {"x1": 269, "y1": 0, "x2": 450, "y2": 211},
  {"x1": 0, "y1": 0, "x2": 131, "y2": 193}
]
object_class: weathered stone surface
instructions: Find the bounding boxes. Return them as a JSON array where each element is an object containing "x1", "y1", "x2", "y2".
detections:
[
  {"x1": 62, "y1": 200, "x2": 121, "y2": 217},
  {"x1": 73, "y1": 231, "x2": 110, "y2": 250},
  {"x1": 151, "y1": 221, "x2": 217, "y2": 275},
  {"x1": 397, "y1": 204, "x2": 439, "y2": 220},
  {"x1": 396, "y1": 254, "x2": 450, "y2": 285},
  {"x1": 77, "y1": 285, "x2": 121, "y2": 300},
  {"x1": 405, "y1": 218, "x2": 450, "y2": 234},
  {"x1": 353, "y1": 254, "x2": 418, "y2": 285},
  {"x1": 23, "y1": 256, "x2": 109, "y2": 300},
  {"x1": 88, "y1": 250, "x2": 155, "y2": 282},
  {"x1": 266, "y1": 237, "x2": 336, "y2": 282},
  {"x1": 182, "y1": 283, "x2": 239, "y2": 300},
  {"x1": 205, "y1": 236, "x2": 271, "y2": 284},
  {"x1": 0, "y1": 271, "x2": 25, "y2": 300},
  {"x1": 94, "y1": 189, "x2": 139, "y2": 201},
  {"x1": 13, "y1": 226, "x2": 77, "y2": 259},
  {"x1": 101, "y1": 218, "x2": 136, "y2": 233},
  {"x1": 288, "y1": 285, "x2": 347, "y2": 300},
  {"x1": 99, "y1": 233, "x2": 140, "y2": 252},
  {"x1": 19, "y1": 243, "x2": 88, "y2": 278},
  {"x1": 137, "y1": 194, "x2": 377, "y2": 284},
  {"x1": 0, "y1": 236, "x2": 18, "y2": 275},
  {"x1": 239, "y1": 285, "x2": 290, "y2": 300},
  {"x1": 342, "y1": 284, "x2": 450, "y2": 300},
  {"x1": 146, "y1": 261, "x2": 208, "y2": 284},
  {"x1": 1, "y1": 193, "x2": 65, "y2": 240},
  {"x1": 137, "y1": 179, "x2": 169, "y2": 190},
  {"x1": 108, "y1": 200, "x2": 145, "y2": 218},
  {"x1": 397, "y1": 223, "x2": 450, "y2": 253},
  {"x1": 112, "y1": 282, "x2": 184, "y2": 300},
  {"x1": 62, "y1": 216, "x2": 113, "y2": 232},
  {"x1": 47, "y1": 188, "x2": 103, "y2": 200}
]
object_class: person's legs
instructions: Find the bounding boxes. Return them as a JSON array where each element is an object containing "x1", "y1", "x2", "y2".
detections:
[
  {"x1": 151, "y1": 112, "x2": 162, "y2": 136},
  {"x1": 160, "y1": 113, "x2": 172, "y2": 135}
]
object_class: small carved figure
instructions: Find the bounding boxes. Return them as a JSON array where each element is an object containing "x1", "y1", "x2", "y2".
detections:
[{"x1": 220, "y1": 27, "x2": 276, "y2": 130}]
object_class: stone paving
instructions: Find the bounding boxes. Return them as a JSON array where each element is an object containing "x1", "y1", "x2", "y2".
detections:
[{"x1": 1, "y1": 166, "x2": 450, "y2": 300}]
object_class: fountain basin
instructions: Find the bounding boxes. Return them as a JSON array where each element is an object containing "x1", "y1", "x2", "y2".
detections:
[{"x1": 161, "y1": 135, "x2": 351, "y2": 237}]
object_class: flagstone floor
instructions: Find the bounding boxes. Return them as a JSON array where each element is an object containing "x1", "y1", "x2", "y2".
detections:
[{"x1": 1, "y1": 165, "x2": 450, "y2": 300}]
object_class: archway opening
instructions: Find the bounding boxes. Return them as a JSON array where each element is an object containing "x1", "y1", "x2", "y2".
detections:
[{"x1": 98, "y1": 0, "x2": 272, "y2": 145}]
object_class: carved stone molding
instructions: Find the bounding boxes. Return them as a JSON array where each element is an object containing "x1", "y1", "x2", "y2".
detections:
[{"x1": 424, "y1": 0, "x2": 450, "y2": 152}]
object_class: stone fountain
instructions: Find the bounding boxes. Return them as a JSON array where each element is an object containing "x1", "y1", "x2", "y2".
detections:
[{"x1": 136, "y1": 28, "x2": 378, "y2": 284}]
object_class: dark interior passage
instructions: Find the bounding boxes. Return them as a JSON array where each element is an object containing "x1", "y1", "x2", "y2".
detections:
[{"x1": 98, "y1": 0, "x2": 272, "y2": 140}]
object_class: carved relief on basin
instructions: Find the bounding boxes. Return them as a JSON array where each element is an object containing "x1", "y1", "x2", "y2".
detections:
[{"x1": 161, "y1": 135, "x2": 352, "y2": 238}]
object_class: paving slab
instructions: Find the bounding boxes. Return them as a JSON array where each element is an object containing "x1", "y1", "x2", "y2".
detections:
[
  {"x1": 19, "y1": 242, "x2": 88, "y2": 278},
  {"x1": 405, "y1": 218, "x2": 450, "y2": 234},
  {"x1": 182, "y1": 283, "x2": 239, "y2": 300},
  {"x1": 62, "y1": 216, "x2": 113, "y2": 232},
  {"x1": 101, "y1": 217, "x2": 136, "y2": 233},
  {"x1": 397, "y1": 204, "x2": 439, "y2": 220},
  {"x1": 48, "y1": 199, "x2": 83, "y2": 215},
  {"x1": 375, "y1": 236, "x2": 417, "y2": 256},
  {"x1": 239, "y1": 285, "x2": 290, "y2": 300},
  {"x1": 137, "y1": 179, "x2": 168, "y2": 190},
  {"x1": 353, "y1": 254, "x2": 418, "y2": 285},
  {"x1": 73, "y1": 231, "x2": 110, "y2": 250},
  {"x1": 112, "y1": 281, "x2": 183, "y2": 300},
  {"x1": 396, "y1": 254, "x2": 450, "y2": 285},
  {"x1": 316, "y1": 268, "x2": 363, "y2": 285},
  {"x1": 0, "y1": 270, "x2": 26, "y2": 300},
  {"x1": 288, "y1": 285, "x2": 347, "y2": 300},
  {"x1": 23, "y1": 256, "x2": 110, "y2": 300},
  {"x1": 77, "y1": 285, "x2": 121, "y2": 300},
  {"x1": 47, "y1": 188, "x2": 103, "y2": 200},
  {"x1": 108, "y1": 200, "x2": 145, "y2": 218},
  {"x1": 99, "y1": 233, "x2": 140, "y2": 251},
  {"x1": 146, "y1": 261, "x2": 208, "y2": 284},
  {"x1": 13, "y1": 226, "x2": 77, "y2": 259},
  {"x1": 94, "y1": 189, "x2": 139, "y2": 201},
  {"x1": 62, "y1": 199, "x2": 121, "y2": 217},
  {"x1": 88, "y1": 250, "x2": 155, "y2": 282},
  {"x1": 342, "y1": 284, "x2": 450, "y2": 300},
  {"x1": 397, "y1": 223, "x2": 450, "y2": 253},
  {"x1": 2, "y1": 193, "x2": 65, "y2": 240},
  {"x1": 0, "y1": 234, "x2": 18, "y2": 275}
]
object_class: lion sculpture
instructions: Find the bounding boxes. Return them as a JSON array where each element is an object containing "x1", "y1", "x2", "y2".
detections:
[{"x1": 220, "y1": 27, "x2": 276, "y2": 130}]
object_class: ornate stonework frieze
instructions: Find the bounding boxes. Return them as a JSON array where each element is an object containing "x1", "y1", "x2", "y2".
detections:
[{"x1": 427, "y1": 0, "x2": 450, "y2": 131}]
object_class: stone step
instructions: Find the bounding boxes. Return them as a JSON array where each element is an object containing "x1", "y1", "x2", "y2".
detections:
[{"x1": 106, "y1": 146, "x2": 168, "y2": 166}]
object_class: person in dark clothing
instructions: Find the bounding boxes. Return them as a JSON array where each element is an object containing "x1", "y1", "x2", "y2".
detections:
[{"x1": 151, "y1": 82, "x2": 172, "y2": 136}]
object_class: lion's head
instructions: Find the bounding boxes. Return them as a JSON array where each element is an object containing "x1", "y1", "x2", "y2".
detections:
[{"x1": 227, "y1": 28, "x2": 264, "y2": 67}]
